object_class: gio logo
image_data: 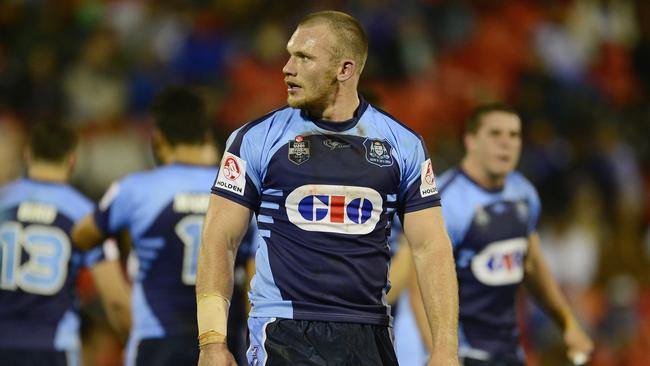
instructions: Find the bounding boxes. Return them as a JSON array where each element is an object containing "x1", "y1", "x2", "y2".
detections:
[
  {"x1": 286, "y1": 185, "x2": 383, "y2": 235},
  {"x1": 471, "y1": 237, "x2": 528, "y2": 286}
]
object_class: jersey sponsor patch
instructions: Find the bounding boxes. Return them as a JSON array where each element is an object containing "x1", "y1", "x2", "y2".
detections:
[
  {"x1": 471, "y1": 237, "x2": 527, "y2": 286},
  {"x1": 419, "y1": 159, "x2": 438, "y2": 197},
  {"x1": 363, "y1": 139, "x2": 393, "y2": 167},
  {"x1": 215, "y1": 153, "x2": 247, "y2": 196},
  {"x1": 285, "y1": 184, "x2": 383, "y2": 235}
]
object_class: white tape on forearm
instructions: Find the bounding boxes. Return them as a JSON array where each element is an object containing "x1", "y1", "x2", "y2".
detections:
[{"x1": 196, "y1": 293, "x2": 230, "y2": 337}]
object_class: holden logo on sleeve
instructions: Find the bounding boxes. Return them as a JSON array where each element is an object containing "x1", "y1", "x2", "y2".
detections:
[
  {"x1": 285, "y1": 185, "x2": 383, "y2": 235},
  {"x1": 215, "y1": 152, "x2": 247, "y2": 196},
  {"x1": 363, "y1": 139, "x2": 393, "y2": 167},
  {"x1": 419, "y1": 159, "x2": 438, "y2": 197},
  {"x1": 223, "y1": 157, "x2": 241, "y2": 180}
]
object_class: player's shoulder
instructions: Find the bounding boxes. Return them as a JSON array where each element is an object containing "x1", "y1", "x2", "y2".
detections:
[
  {"x1": 0, "y1": 178, "x2": 22, "y2": 197},
  {"x1": 0, "y1": 178, "x2": 26, "y2": 209},
  {"x1": 365, "y1": 104, "x2": 423, "y2": 143},
  {"x1": 231, "y1": 106, "x2": 294, "y2": 140},
  {"x1": 506, "y1": 171, "x2": 539, "y2": 199},
  {"x1": 437, "y1": 168, "x2": 464, "y2": 194},
  {"x1": 58, "y1": 184, "x2": 95, "y2": 219},
  {"x1": 506, "y1": 171, "x2": 536, "y2": 191}
]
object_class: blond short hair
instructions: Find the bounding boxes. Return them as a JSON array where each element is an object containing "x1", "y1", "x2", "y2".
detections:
[{"x1": 299, "y1": 11, "x2": 368, "y2": 74}]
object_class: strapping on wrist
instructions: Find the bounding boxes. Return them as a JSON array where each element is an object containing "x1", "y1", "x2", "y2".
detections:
[
  {"x1": 198, "y1": 330, "x2": 227, "y2": 348},
  {"x1": 196, "y1": 292, "x2": 230, "y2": 348}
]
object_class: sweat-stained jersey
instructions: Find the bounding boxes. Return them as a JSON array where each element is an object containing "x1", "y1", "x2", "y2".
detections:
[
  {"x1": 438, "y1": 168, "x2": 540, "y2": 362},
  {"x1": 0, "y1": 179, "x2": 105, "y2": 355},
  {"x1": 212, "y1": 96, "x2": 441, "y2": 326},
  {"x1": 94, "y1": 163, "x2": 217, "y2": 363}
]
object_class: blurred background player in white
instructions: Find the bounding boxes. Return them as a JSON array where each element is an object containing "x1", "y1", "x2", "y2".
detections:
[
  {"x1": 403, "y1": 104, "x2": 594, "y2": 365},
  {"x1": 0, "y1": 122, "x2": 129, "y2": 366},
  {"x1": 72, "y1": 86, "x2": 227, "y2": 366}
]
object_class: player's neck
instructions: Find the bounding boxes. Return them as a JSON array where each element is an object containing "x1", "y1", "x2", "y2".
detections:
[
  {"x1": 460, "y1": 158, "x2": 506, "y2": 190},
  {"x1": 164, "y1": 144, "x2": 218, "y2": 166},
  {"x1": 311, "y1": 87, "x2": 359, "y2": 122},
  {"x1": 28, "y1": 162, "x2": 69, "y2": 183}
]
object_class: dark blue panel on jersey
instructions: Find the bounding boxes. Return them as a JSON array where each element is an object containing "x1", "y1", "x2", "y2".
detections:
[
  {"x1": 455, "y1": 200, "x2": 529, "y2": 356},
  {"x1": 137, "y1": 201, "x2": 198, "y2": 336},
  {"x1": 261, "y1": 135, "x2": 398, "y2": 324},
  {"x1": 0, "y1": 178, "x2": 93, "y2": 351}
]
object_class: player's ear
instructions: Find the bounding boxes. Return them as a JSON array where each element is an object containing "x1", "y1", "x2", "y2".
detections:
[
  {"x1": 65, "y1": 151, "x2": 77, "y2": 176},
  {"x1": 464, "y1": 133, "x2": 475, "y2": 152},
  {"x1": 337, "y1": 59, "x2": 356, "y2": 82}
]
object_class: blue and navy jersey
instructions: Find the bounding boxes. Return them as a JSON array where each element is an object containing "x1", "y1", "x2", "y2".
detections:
[
  {"x1": 212, "y1": 97, "x2": 441, "y2": 326},
  {"x1": 438, "y1": 168, "x2": 540, "y2": 360},
  {"x1": 94, "y1": 164, "x2": 217, "y2": 339},
  {"x1": 0, "y1": 178, "x2": 103, "y2": 351}
]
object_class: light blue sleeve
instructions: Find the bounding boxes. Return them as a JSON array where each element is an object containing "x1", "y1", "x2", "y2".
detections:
[
  {"x1": 526, "y1": 182, "x2": 542, "y2": 233},
  {"x1": 94, "y1": 178, "x2": 134, "y2": 235}
]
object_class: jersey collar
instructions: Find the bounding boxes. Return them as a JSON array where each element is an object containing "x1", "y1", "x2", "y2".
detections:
[{"x1": 301, "y1": 94, "x2": 369, "y2": 132}]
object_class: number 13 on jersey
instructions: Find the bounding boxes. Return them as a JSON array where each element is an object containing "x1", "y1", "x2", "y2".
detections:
[{"x1": 0, "y1": 222, "x2": 70, "y2": 295}]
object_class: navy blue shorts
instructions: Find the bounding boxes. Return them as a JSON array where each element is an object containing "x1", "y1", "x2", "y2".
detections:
[
  {"x1": 461, "y1": 357, "x2": 525, "y2": 366},
  {"x1": 0, "y1": 349, "x2": 70, "y2": 366},
  {"x1": 134, "y1": 335, "x2": 199, "y2": 366},
  {"x1": 247, "y1": 318, "x2": 398, "y2": 366}
]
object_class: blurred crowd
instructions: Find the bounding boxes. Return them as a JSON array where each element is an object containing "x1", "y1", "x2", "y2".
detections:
[{"x1": 1, "y1": 0, "x2": 649, "y2": 365}]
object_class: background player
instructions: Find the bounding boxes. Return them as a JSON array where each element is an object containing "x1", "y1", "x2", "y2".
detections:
[
  {"x1": 72, "y1": 86, "x2": 227, "y2": 366},
  {"x1": 0, "y1": 122, "x2": 129, "y2": 366},
  {"x1": 408, "y1": 104, "x2": 594, "y2": 365},
  {"x1": 196, "y1": 10, "x2": 458, "y2": 366}
]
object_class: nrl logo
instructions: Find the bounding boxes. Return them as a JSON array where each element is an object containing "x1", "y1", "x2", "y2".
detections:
[
  {"x1": 288, "y1": 135, "x2": 310, "y2": 165},
  {"x1": 323, "y1": 138, "x2": 350, "y2": 150}
]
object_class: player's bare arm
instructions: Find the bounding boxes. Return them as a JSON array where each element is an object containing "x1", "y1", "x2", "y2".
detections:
[
  {"x1": 523, "y1": 232, "x2": 594, "y2": 365},
  {"x1": 90, "y1": 239, "x2": 131, "y2": 342},
  {"x1": 403, "y1": 206, "x2": 459, "y2": 366},
  {"x1": 196, "y1": 195, "x2": 251, "y2": 366},
  {"x1": 386, "y1": 237, "x2": 413, "y2": 305},
  {"x1": 71, "y1": 214, "x2": 104, "y2": 250}
]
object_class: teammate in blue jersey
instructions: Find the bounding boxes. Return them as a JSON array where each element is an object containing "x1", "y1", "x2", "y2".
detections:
[
  {"x1": 72, "y1": 87, "x2": 228, "y2": 366},
  {"x1": 407, "y1": 104, "x2": 594, "y2": 365},
  {"x1": 196, "y1": 10, "x2": 459, "y2": 366},
  {"x1": 0, "y1": 122, "x2": 129, "y2": 366}
]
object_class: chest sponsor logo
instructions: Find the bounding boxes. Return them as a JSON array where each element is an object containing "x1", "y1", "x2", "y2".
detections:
[
  {"x1": 471, "y1": 237, "x2": 527, "y2": 286},
  {"x1": 285, "y1": 185, "x2": 383, "y2": 235},
  {"x1": 215, "y1": 152, "x2": 247, "y2": 196},
  {"x1": 363, "y1": 139, "x2": 393, "y2": 167},
  {"x1": 419, "y1": 159, "x2": 438, "y2": 197},
  {"x1": 288, "y1": 136, "x2": 310, "y2": 165}
]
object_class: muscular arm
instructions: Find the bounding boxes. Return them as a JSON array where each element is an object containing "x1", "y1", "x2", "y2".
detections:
[
  {"x1": 409, "y1": 269, "x2": 434, "y2": 352},
  {"x1": 523, "y1": 232, "x2": 593, "y2": 363},
  {"x1": 196, "y1": 195, "x2": 251, "y2": 304},
  {"x1": 196, "y1": 195, "x2": 251, "y2": 365},
  {"x1": 72, "y1": 214, "x2": 104, "y2": 250},
  {"x1": 90, "y1": 239, "x2": 131, "y2": 343},
  {"x1": 403, "y1": 206, "x2": 459, "y2": 365}
]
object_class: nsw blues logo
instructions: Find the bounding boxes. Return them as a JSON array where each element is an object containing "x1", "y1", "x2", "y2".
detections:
[
  {"x1": 285, "y1": 185, "x2": 383, "y2": 235},
  {"x1": 288, "y1": 135, "x2": 310, "y2": 165},
  {"x1": 363, "y1": 139, "x2": 393, "y2": 167},
  {"x1": 471, "y1": 237, "x2": 528, "y2": 286}
]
